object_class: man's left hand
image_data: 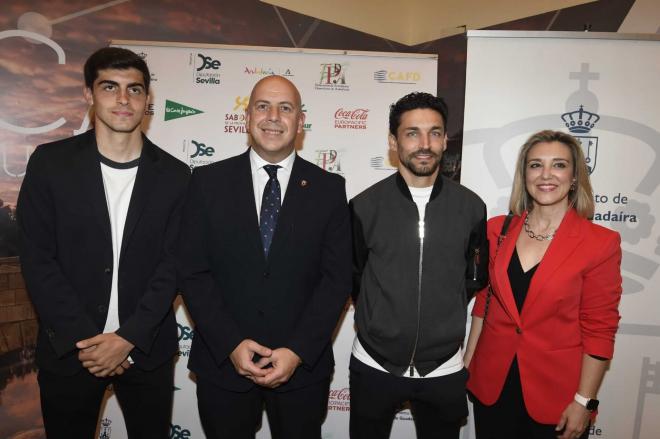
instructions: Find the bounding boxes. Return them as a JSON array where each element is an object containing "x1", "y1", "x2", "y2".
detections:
[
  {"x1": 253, "y1": 348, "x2": 301, "y2": 389},
  {"x1": 76, "y1": 333, "x2": 134, "y2": 377}
]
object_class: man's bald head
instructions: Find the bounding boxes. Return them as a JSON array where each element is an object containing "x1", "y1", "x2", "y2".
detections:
[
  {"x1": 248, "y1": 75, "x2": 302, "y2": 110},
  {"x1": 245, "y1": 75, "x2": 305, "y2": 163}
]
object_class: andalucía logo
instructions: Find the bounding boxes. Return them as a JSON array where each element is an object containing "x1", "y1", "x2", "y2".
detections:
[
  {"x1": 315, "y1": 63, "x2": 349, "y2": 91},
  {"x1": 334, "y1": 108, "x2": 369, "y2": 129},
  {"x1": 165, "y1": 100, "x2": 203, "y2": 121},
  {"x1": 561, "y1": 105, "x2": 600, "y2": 174},
  {"x1": 192, "y1": 52, "x2": 222, "y2": 85},
  {"x1": 170, "y1": 423, "x2": 191, "y2": 438},
  {"x1": 244, "y1": 66, "x2": 294, "y2": 77},
  {"x1": 225, "y1": 96, "x2": 249, "y2": 134},
  {"x1": 316, "y1": 149, "x2": 343, "y2": 174},
  {"x1": 99, "y1": 418, "x2": 112, "y2": 439},
  {"x1": 373, "y1": 70, "x2": 421, "y2": 84},
  {"x1": 185, "y1": 140, "x2": 216, "y2": 171}
]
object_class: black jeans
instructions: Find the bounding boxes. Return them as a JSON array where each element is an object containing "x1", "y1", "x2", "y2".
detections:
[{"x1": 349, "y1": 355, "x2": 468, "y2": 439}]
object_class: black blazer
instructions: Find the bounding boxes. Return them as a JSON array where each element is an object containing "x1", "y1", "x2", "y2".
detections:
[
  {"x1": 17, "y1": 130, "x2": 190, "y2": 375},
  {"x1": 178, "y1": 150, "x2": 352, "y2": 392}
]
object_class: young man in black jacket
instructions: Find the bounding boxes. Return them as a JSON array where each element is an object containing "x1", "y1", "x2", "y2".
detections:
[
  {"x1": 18, "y1": 47, "x2": 189, "y2": 437},
  {"x1": 349, "y1": 92, "x2": 488, "y2": 439}
]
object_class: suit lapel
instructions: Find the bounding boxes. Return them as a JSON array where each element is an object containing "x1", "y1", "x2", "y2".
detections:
[
  {"x1": 267, "y1": 155, "x2": 306, "y2": 262},
  {"x1": 77, "y1": 131, "x2": 112, "y2": 246},
  {"x1": 235, "y1": 150, "x2": 264, "y2": 259},
  {"x1": 522, "y1": 209, "x2": 583, "y2": 316},
  {"x1": 120, "y1": 137, "x2": 159, "y2": 258},
  {"x1": 492, "y1": 214, "x2": 524, "y2": 327}
]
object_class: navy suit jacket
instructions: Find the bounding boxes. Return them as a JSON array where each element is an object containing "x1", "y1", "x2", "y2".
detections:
[
  {"x1": 18, "y1": 130, "x2": 190, "y2": 375},
  {"x1": 178, "y1": 150, "x2": 352, "y2": 392}
]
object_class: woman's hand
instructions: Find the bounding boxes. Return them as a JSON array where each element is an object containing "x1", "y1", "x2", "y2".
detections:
[{"x1": 555, "y1": 401, "x2": 590, "y2": 439}]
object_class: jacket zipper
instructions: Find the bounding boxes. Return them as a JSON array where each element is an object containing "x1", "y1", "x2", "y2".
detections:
[{"x1": 408, "y1": 210, "x2": 425, "y2": 377}]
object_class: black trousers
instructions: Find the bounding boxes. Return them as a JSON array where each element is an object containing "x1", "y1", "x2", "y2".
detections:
[
  {"x1": 38, "y1": 359, "x2": 174, "y2": 439},
  {"x1": 471, "y1": 358, "x2": 589, "y2": 439},
  {"x1": 196, "y1": 376, "x2": 330, "y2": 439},
  {"x1": 349, "y1": 355, "x2": 468, "y2": 439}
]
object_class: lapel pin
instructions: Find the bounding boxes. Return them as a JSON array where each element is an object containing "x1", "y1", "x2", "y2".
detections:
[{"x1": 300, "y1": 179, "x2": 308, "y2": 187}]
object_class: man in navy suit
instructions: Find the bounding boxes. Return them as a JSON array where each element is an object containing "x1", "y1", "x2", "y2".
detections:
[
  {"x1": 18, "y1": 47, "x2": 189, "y2": 437},
  {"x1": 179, "y1": 75, "x2": 352, "y2": 439}
]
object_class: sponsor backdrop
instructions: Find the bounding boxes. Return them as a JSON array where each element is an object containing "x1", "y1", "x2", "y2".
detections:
[
  {"x1": 460, "y1": 31, "x2": 660, "y2": 439},
  {"x1": 89, "y1": 41, "x2": 437, "y2": 439}
]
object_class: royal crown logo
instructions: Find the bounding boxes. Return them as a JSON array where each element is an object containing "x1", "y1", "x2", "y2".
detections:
[
  {"x1": 561, "y1": 105, "x2": 599, "y2": 174},
  {"x1": 99, "y1": 418, "x2": 112, "y2": 439},
  {"x1": 561, "y1": 105, "x2": 600, "y2": 134}
]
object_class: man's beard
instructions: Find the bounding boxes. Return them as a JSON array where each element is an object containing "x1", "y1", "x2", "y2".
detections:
[{"x1": 400, "y1": 150, "x2": 441, "y2": 177}]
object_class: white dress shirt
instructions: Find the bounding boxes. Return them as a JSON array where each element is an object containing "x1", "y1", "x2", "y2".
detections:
[{"x1": 249, "y1": 148, "x2": 295, "y2": 221}]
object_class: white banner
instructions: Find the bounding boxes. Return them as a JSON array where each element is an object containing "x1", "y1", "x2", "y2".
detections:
[
  {"x1": 94, "y1": 41, "x2": 438, "y2": 439},
  {"x1": 461, "y1": 31, "x2": 660, "y2": 439}
]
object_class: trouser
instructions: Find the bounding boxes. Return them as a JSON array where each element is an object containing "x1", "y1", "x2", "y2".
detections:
[
  {"x1": 349, "y1": 355, "x2": 468, "y2": 439},
  {"x1": 471, "y1": 357, "x2": 589, "y2": 439},
  {"x1": 38, "y1": 358, "x2": 174, "y2": 438},
  {"x1": 196, "y1": 375, "x2": 330, "y2": 439}
]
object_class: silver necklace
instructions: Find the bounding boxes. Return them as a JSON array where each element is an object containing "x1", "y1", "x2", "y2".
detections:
[{"x1": 524, "y1": 215, "x2": 555, "y2": 241}]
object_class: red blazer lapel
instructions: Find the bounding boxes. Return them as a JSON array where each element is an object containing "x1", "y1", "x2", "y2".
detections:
[
  {"x1": 492, "y1": 213, "x2": 524, "y2": 328},
  {"x1": 522, "y1": 209, "x2": 584, "y2": 316}
]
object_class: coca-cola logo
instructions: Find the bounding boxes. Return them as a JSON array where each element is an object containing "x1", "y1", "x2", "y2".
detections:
[
  {"x1": 334, "y1": 108, "x2": 369, "y2": 129},
  {"x1": 328, "y1": 387, "x2": 351, "y2": 401},
  {"x1": 334, "y1": 108, "x2": 369, "y2": 120}
]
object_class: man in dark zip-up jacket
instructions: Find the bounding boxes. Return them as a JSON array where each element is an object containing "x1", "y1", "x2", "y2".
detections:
[{"x1": 349, "y1": 92, "x2": 488, "y2": 439}]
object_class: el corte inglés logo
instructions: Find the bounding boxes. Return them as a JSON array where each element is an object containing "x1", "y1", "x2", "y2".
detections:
[{"x1": 165, "y1": 100, "x2": 204, "y2": 121}]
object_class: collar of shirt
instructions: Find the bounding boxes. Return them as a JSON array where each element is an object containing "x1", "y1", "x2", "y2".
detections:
[{"x1": 249, "y1": 148, "x2": 296, "y2": 219}]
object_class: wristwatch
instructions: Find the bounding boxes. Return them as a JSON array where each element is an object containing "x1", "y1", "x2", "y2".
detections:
[{"x1": 574, "y1": 393, "x2": 599, "y2": 411}]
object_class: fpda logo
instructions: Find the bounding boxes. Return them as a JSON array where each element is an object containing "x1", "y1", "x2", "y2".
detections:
[
  {"x1": 316, "y1": 149, "x2": 343, "y2": 174},
  {"x1": 315, "y1": 63, "x2": 349, "y2": 91}
]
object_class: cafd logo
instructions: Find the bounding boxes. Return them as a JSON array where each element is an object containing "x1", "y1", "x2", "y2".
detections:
[
  {"x1": 373, "y1": 70, "x2": 421, "y2": 85},
  {"x1": 315, "y1": 63, "x2": 349, "y2": 91},
  {"x1": 561, "y1": 105, "x2": 600, "y2": 174},
  {"x1": 99, "y1": 418, "x2": 112, "y2": 439}
]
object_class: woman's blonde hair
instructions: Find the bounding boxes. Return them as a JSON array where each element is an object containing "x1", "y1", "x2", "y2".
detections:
[{"x1": 509, "y1": 130, "x2": 594, "y2": 218}]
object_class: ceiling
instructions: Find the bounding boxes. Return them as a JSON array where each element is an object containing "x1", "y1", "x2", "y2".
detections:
[{"x1": 261, "y1": 0, "x2": 598, "y2": 45}]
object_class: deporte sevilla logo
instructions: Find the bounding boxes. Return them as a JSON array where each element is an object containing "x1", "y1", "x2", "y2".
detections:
[
  {"x1": 165, "y1": 100, "x2": 204, "y2": 121},
  {"x1": 192, "y1": 52, "x2": 222, "y2": 85}
]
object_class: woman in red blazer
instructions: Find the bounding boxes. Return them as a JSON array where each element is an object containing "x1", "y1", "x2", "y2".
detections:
[{"x1": 464, "y1": 130, "x2": 622, "y2": 439}]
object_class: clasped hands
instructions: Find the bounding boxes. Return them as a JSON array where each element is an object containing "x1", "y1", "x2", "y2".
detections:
[
  {"x1": 76, "y1": 333, "x2": 134, "y2": 378},
  {"x1": 230, "y1": 339, "x2": 301, "y2": 389}
]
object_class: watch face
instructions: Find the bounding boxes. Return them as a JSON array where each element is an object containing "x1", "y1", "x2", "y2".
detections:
[{"x1": 586, "y1": 399, "x2": 599, "y2": 411}]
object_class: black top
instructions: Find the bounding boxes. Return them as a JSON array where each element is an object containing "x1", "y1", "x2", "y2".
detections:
[{"x1": 507, "y1": 247, "x2": 539, "y2": 313}]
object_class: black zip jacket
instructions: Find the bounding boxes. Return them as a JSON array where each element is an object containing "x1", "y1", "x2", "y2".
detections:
[{"x1": 350, "y1": 173, "x2": 488, "y2": 376}]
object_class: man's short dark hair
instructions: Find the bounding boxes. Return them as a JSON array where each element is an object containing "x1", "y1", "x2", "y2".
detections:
[
  {"x1": 84, "y1": 47, "x2": 150, "y2": 91},
  {"x1": 389, "y1": 92, "x2": 449, "y2": 136}
]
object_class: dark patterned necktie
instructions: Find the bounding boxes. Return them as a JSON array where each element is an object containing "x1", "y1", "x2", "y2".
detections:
[{"x1": 259, "y1": 164, "x2": 281, "y2": 257}]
